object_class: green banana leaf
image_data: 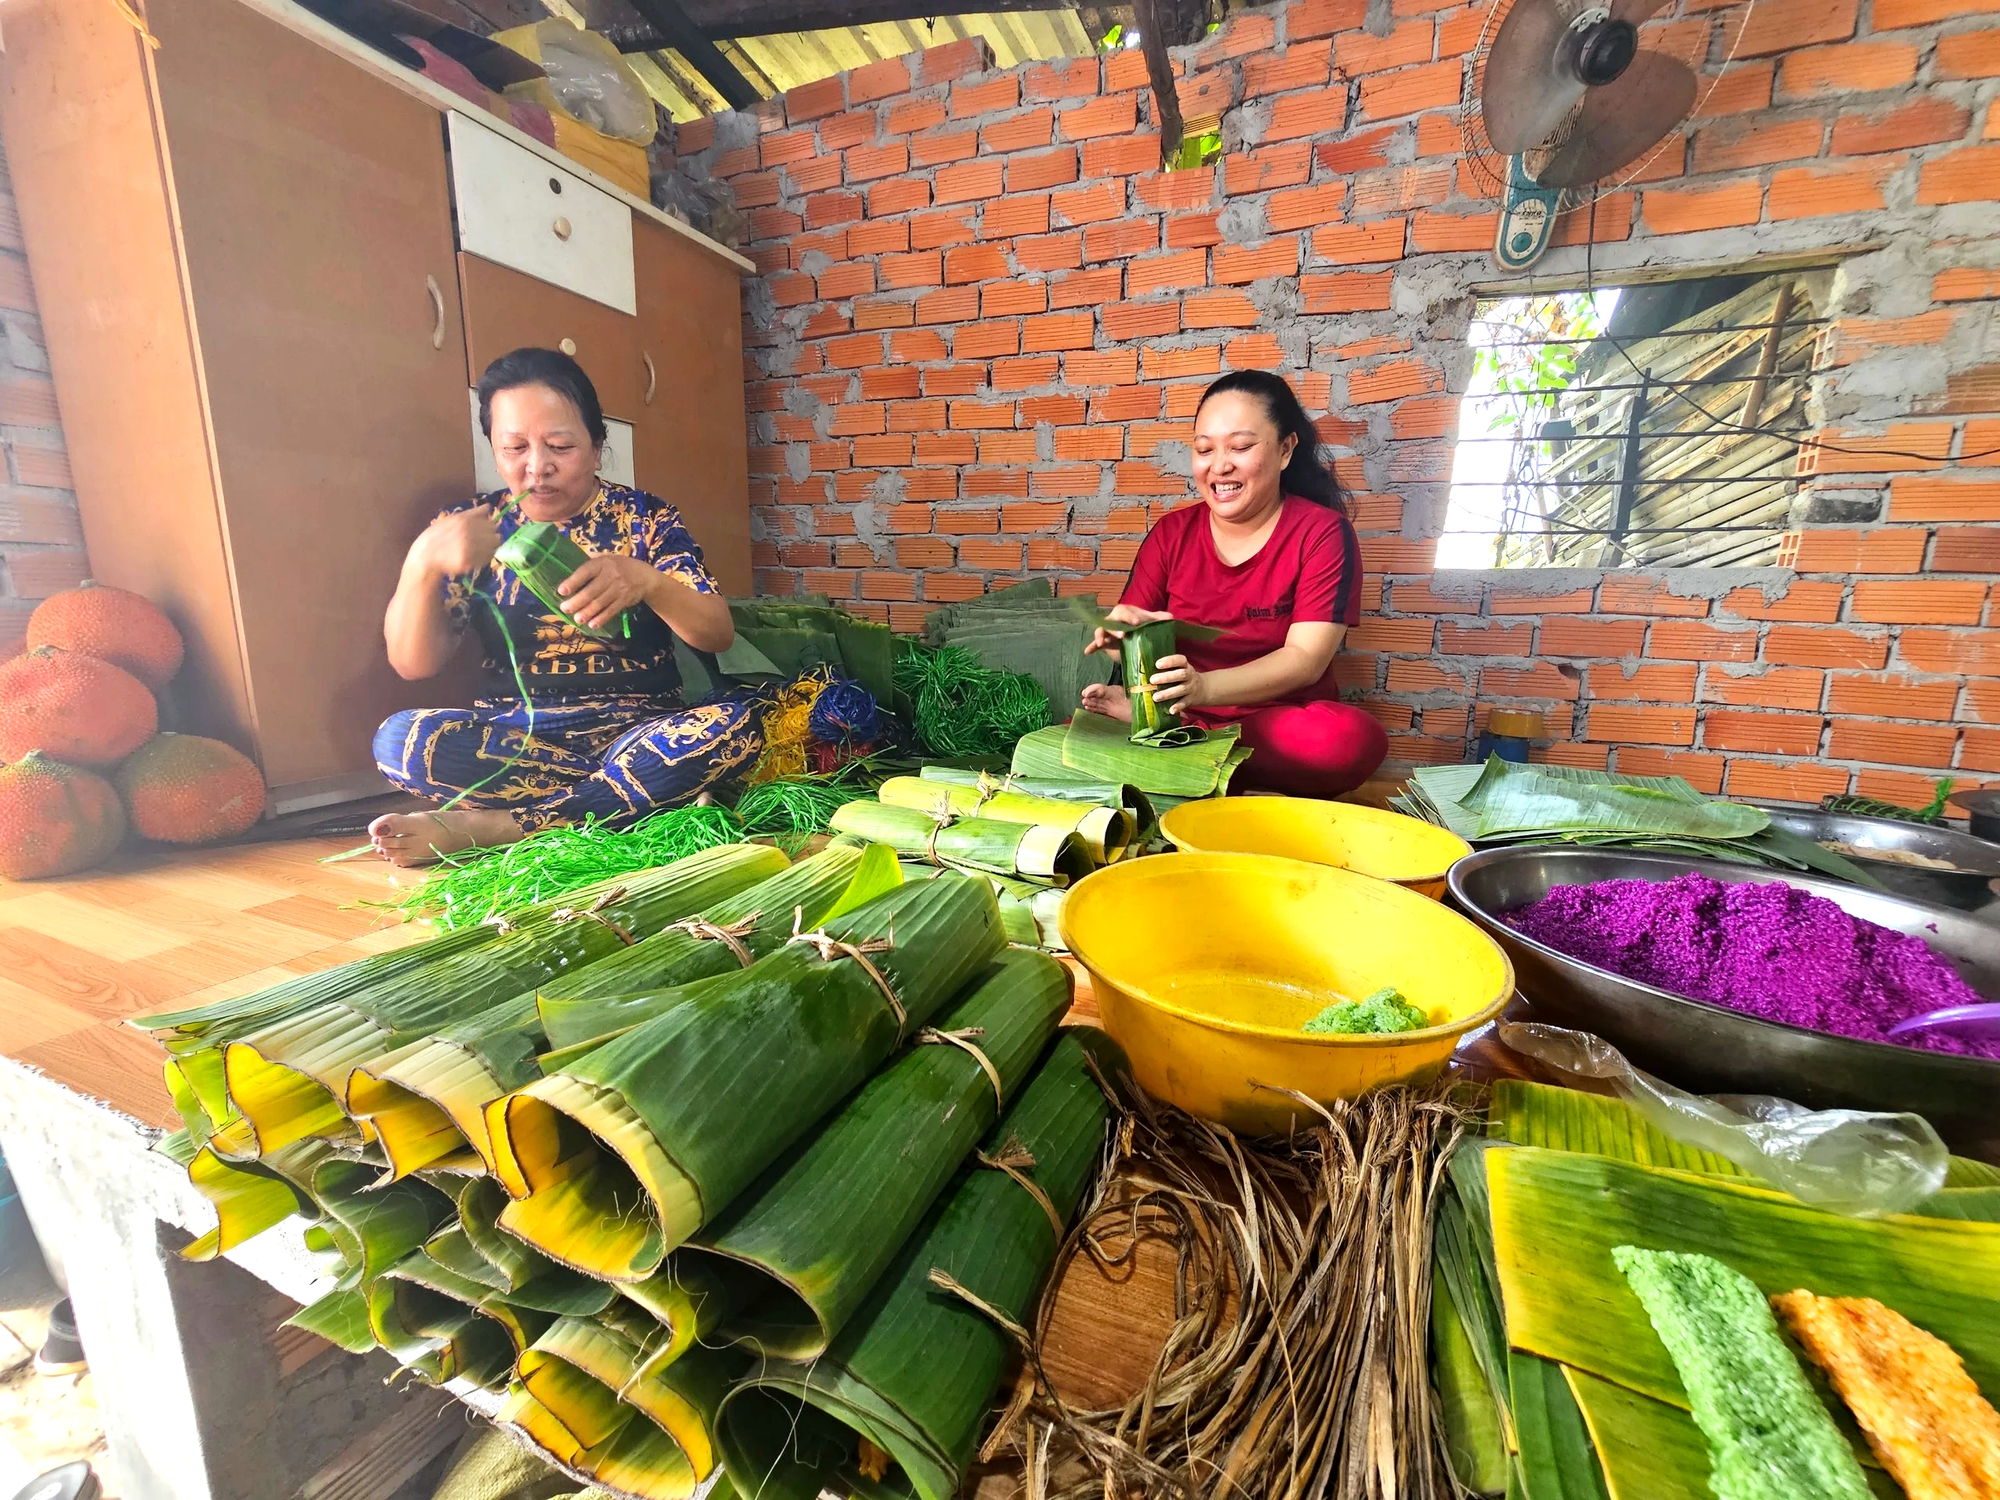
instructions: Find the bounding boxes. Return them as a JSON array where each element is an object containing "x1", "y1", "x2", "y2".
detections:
[
  {"x1": 695, "y1": 948, "x2": 1072, "y2": 1358},
  {"x1": 490, "y1": 877, "x2": 1007, "y2": 1281},
  {"x1": 713, "y1": 1030, "x2": 1115, "y2": 1500},
  {"x1": 1052, "y1": 710, "x2": 1252, "y2": 799},
  {"x1": 534, "y1": 844, "x2": 877, "y2": 1053}
]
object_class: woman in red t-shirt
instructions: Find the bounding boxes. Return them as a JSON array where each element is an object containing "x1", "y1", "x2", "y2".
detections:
[{"x1": 1082, "y1": 371, "x2": 1388, "y2": 798}]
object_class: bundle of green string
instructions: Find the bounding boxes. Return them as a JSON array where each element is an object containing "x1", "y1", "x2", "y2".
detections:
[
  {"x1": 893, "y1": 640, "x2": 1049, "y2": 758},
  {"x1": 381, "y1": 763, "x2": 880, "y2": 928}
]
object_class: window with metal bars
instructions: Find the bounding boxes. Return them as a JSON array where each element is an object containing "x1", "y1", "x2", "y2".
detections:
[{"x1": 1438, "y1": 268, "x2": 1829, "y2": 569}]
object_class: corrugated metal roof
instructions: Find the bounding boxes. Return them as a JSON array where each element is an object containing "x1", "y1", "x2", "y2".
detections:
[{"x1": 628, "y1": 10, "x2": 1094, "y2": 117}]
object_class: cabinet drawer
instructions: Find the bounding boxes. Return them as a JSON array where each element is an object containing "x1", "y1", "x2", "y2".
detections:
[
  {"x1": 459, "y1": 252, "x2": 644, "y2": 417},
  {"x1": 447, "y1": 111, "x2": 635, "y2": 314}
]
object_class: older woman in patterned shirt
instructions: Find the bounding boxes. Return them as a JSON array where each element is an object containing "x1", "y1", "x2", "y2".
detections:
[{"x1": 368, "y1": 347, "x2": 761, "y2": 866}]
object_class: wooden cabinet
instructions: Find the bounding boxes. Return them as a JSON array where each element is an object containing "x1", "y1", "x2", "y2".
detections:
[
  {"x1": 0, "y1": 0, "x2": 753, "y2": 813},
  {"x1": 1, "y1": 0, "x2": 474, "y2": 810},
  {"x1": 632, "y1": 216, "x2": 754, "y2": 595},
  {"x1": 459, "y1": 253, "x2": 647, "y2": 421}
]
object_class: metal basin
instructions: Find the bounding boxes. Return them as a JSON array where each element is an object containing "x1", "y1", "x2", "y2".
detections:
[
  {"x1": 1446, "y1": 848, "x2": 2000, "y2": 1160},
  {"x1": 1756, "y1": 805, "x2": 2000, "y2": 911}
]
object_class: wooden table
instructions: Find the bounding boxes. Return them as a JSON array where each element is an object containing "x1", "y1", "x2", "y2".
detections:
[{"x1": 0, "y1": 835, "x2": 464, "y2": 1500}]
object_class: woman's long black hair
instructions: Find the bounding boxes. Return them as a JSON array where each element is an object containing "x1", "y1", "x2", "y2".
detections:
[
  {"x1": 476, "y1": 346, "x2": 609, "y2": 448},
  {"x1": 1195, "y1": 370, "x2": 1347, "y2": 514}
]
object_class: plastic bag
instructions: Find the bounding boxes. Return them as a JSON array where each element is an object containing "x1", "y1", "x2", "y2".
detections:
[
  {"x1": 498, "y1": 20, "x2": 656, "y2": 143},
  {"x1": 1497, "y1": 1021, "x2": 1948, "y2": 1217}
]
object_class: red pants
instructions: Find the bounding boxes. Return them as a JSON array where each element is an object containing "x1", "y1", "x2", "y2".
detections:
[{"x1": 1197, "y1": 699, "x2": 1389, "y2": 799}]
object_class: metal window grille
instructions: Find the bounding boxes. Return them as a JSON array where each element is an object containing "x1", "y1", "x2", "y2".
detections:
[{"x1": 1468, "y1": 271, "x2": 1825, "y2": 569}]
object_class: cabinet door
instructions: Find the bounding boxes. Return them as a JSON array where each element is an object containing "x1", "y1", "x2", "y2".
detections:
[
  {"x1": 459, "y1": 253, "x2": 645, "y2": 420},
  {"x1": 631, "y1": 217, "x2": 753, "y2": 596},
  {"x1": 150, "y1": 0, "x2": 478, "y2": 803}
]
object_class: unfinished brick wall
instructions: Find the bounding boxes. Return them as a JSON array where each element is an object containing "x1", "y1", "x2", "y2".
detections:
[
  {"x1": 0, "y1": 128, "x2": 83, "y2": 659},
  {"x1": 674, "y1": 0, "x2": 2000, "y2": 802}
]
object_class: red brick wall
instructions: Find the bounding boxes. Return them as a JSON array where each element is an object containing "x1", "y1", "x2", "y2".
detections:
[
  {"x1": 676, "y1": 1, "x2": 2000, "y2": 802},
  {"x1": 0, "y1": 127, "x2": 84, "y2": 659}
]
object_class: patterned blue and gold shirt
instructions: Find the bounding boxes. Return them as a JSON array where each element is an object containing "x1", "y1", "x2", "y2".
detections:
[{"x1": 441, "y1": 483, "x2": 718, "y2": 704}]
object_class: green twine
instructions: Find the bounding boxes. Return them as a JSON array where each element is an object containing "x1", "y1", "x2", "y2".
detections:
[
  {"x1": 380, "y1": 763, "x2": 883, "y2": 926},
  {"x1": 733, "y1": 761, "x2": 878, "y2": 845},
  {"x1": 893, "y1": 641, "x2": 1050, "y2": 758},
  {"x1": 379, "y1": 802, "x2": 744, "y2": 929}
]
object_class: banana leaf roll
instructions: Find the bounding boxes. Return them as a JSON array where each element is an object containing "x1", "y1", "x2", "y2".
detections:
[
  {"x1": 487, "y1": 876, "x2": 1006, "y2": 1282},
  {"x1": 221, "y1": 847, "x2": 786, "y2": 1159},
  {"x1": 714, "y1": 1030, "x2": 1115, "y2": 1500},
  {"x1": 875, "y1": 776, "x2": 1133, "y2": 863},
  {"x1": 693, "y1": 948, "x2": 1072, "y2": 1360},
  {"x1": 534, "y1": 844, "x2": 889, "y2": 1053},
  {"x1": 827, "y1": 801, "x2": 1093, "y2": 886}
]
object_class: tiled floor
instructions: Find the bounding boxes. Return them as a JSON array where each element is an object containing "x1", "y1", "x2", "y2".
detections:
[{"x1": 0, "y1": 832, "x2": 425, "y2": 1128}]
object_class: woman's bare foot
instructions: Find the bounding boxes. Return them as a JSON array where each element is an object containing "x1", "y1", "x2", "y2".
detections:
[
  {"x1": 1081, "y1": 681, "x2": 1134, "y2": 723},
  {"x1": 368, "y1": 807, "x2": 525, "y2": 867}
]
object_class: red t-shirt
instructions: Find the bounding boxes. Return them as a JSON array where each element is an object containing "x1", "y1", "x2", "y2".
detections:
[{"x1": 1118, "y1": 495, "x2": 1363, "y2": 718}]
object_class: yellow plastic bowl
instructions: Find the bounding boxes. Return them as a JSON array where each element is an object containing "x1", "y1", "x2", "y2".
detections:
[
  {"x1": 1059, "y1": 852, "x2": 1514, "y2": 1134},
  {"x1": 1159, "y1": 797, "x2": 1472, "y2": 899}
]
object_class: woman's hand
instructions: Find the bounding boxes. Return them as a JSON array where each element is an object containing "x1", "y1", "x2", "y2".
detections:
[
  {"x1": 1084, "y1": 603, "x2": 1173, "y2": 661},
  {"x1": 558, "y1": 554, "x2": 657, "y2": 631},
  {"x1": 1081, "y1": 680, "x2": 1133, "y2": 722},
  {"x1": 1148, "y1": 653, "x2": 1211, "y2": 715},
  {"x1": 414, "y1": 505, "x2": 502, "y2": 580}
]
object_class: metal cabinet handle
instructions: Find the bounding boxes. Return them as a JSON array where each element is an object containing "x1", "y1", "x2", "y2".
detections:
[
  {"x1": 426, "y1": 275, "x2": 445, "y2": 350},
  {"x1": 643, "y1": 351, "x2": 656, "y2": 405}
]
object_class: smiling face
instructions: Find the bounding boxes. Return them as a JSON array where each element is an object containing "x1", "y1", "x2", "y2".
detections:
[
  {"x1": 488, "y1": 383, "x2": 602, "y2": 521},
  {"x1": 1191, "y1": 390, "x2": 1296, "y2": 527}
]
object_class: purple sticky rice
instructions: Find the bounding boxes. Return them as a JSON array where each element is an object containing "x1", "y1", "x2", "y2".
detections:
[{"x1": 1506, "y1": 872, "x2": 2000, "y2": 1061}]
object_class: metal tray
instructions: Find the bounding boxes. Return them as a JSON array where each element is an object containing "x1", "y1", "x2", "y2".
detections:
[
  {"x1": 1446, "y1": 847, "x2": 2000, "y2": 1160},
  {"x1": 1756, "y1": 805, "x2": 2000, "y2": 910}
]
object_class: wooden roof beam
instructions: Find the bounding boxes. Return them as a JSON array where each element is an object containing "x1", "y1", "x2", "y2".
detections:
[
  {"x1": 605, "y1": 0, "x2": 1077, "y2": 42},
  {"x1": 620, "y1": 0, "x2": 764, "y2": 105}
]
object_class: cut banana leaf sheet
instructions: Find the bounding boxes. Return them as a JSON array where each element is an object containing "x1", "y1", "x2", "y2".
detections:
[
  {"x1": 1434, "y1": 1277, "x2": 1511, "y2": 1496},
  {"x1": 490, "y1": 876, "x2": 1007, "y2": 1281},
  {"x1": 828, "y1": 801, "x2": 1093, "y2": 886},
  {"x1": 1485, "y1": 1148, "x2": 2000, "y2": 1410},
  {"x1": 1490, "y1": 1080, "x2": 1999, "y2": 1216},
  {"x1": 223, "y1": 848, "x2": 786, "y2": 1158},
  {"x1": 346, "y1": 998, "x2": 542, "y2": 1178},
  {"x1": 1488, "y1": 1082, "x2": 1743, "y2": 1178},
  {"x1": 535, "y1": 844, "x2": 881, "y2": 1054},
  {"x1": 1510, "y1": 1350, "x2": 1611, "y2": 1500},
  {"x1": 287, "y1": 1284, "x2": 377, "y2": 1355},
  {"x1": 876, "y1": 776, "x2": 1134, "y2": 864},
  {"x1": 1053, "y1": 710, "x2": 1252, "y2": 799},
  {"x1": 382, "y1": 1244, "x2": 556, "y2": 1359},
  {"x1": 696, "y1": 948, "x2": 1072, "y2": 1359},
  {"x1": 714, "y1": 1030, "x2": 1115, "y2": 1500},
  {"x1": 1435, "y1": 1187, "x2": 1517, "y2": 1453}
]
